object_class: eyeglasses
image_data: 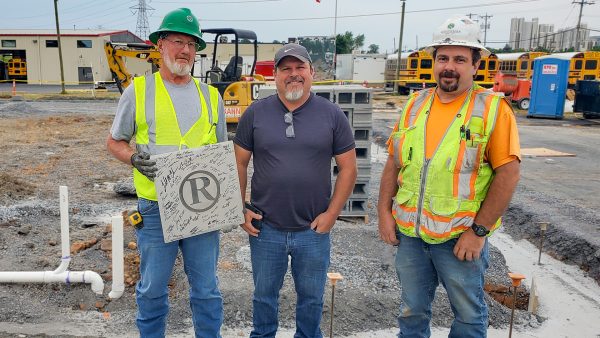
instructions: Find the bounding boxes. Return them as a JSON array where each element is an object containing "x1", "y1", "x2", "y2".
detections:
[
  {"x1": 162, "y1": 38, "x2": 201, "y2": 51},
  {"x1": 284, "y1": 112, "x2": 295, "y2": 138}
]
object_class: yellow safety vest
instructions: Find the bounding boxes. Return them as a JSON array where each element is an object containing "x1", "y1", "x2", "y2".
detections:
[
  {"x1": 390, "y1": 84, "x2": 502, "y2": 244},
  {"x1": 133, "y1": 72, "x2": 220, "y2": 200}
]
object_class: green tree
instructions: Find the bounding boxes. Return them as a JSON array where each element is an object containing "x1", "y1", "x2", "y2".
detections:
[
  {"x1": 367, "y1": 44, "x2": 379, "y2": 54},
  {"x1": 335, "y1": 31, "x2": 366, "y2": 54}
]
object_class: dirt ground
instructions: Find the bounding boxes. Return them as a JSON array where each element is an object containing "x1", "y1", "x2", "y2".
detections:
[{"x1": 1, "y1": 92, "x2": 597, "y2": 337}]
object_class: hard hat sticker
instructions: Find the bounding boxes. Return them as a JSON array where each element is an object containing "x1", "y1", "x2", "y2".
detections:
[{"x1": 187, "y1": 15, "x2": 193, "y2": 22}]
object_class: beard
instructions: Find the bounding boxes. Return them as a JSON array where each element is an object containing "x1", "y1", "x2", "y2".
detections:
[
  {"x1": 163, "y1": 53, "x2": 192, "y2": 76},
  {"x1": 282, "y1": 76, "x2": 305, "y2": 101},
  {"x1": 438, "y1": 70, "x2": 460, "y2": 92},
  {"x1": 284, "y1": 87, "x2": 304, "y2": 101}
]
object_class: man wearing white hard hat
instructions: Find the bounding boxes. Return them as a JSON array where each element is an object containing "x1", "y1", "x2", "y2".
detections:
[{"x1": 378, "y1": 16, "x2": 521, "y2": 337}]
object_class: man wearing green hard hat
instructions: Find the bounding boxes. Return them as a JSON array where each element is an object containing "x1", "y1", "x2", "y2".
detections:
[{"x1": 107, "y1": 8, "x2": 227, "y2": 338}]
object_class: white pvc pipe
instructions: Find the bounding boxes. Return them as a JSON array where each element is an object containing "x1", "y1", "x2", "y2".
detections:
[
  {"x1": 0, "y1": 271, "x2": 104, "y2": 295},
  {"x1": 109, "y1": 215, "x2": 125, "y2": 299},
  {"x1": 0, "y1": 186, "x2": 104, "y2": 295},
  {"x1": 54, "y1": 186, "x2": 71, "y2": 273}
]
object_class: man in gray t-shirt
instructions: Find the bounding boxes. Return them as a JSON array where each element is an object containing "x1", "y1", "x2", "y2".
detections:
[{"x1": 234, "y1": 43, "x2": 357, "y2": 338}]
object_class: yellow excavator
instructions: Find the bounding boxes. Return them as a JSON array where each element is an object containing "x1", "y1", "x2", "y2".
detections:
[{"x1": 104, "y1": 28, "x2": 266, "y2": 133}]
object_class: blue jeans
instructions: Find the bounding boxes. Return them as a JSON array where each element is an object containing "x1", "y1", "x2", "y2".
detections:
[
  {"x1": 135, "y1": 198, "x2": 223, "y2": 338},
  {"x1": 394, "y1": 233, "x2": 489, "y2": 338},
  {"x1": 249, "y1": 222, "x2": 331, "y2": 338}
]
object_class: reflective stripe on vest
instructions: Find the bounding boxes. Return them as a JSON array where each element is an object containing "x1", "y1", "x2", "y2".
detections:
[
  {"x1": 132, "y1": 73, "x2": 220, "y2": 200},
  {"x1": 390, "y1": 85, "x2": 502, "y2": 244}
]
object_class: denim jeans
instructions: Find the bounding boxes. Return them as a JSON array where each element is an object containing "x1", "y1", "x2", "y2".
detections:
[
  {"x1": 135, "y1": 198, "x2": 223, "y2": 338},
  {"x1": 249, "y1": 222, "x2": 331, "y2": 338},
  {"x1": 394, "y1": 232, "x2": 489, "y2": 338}
]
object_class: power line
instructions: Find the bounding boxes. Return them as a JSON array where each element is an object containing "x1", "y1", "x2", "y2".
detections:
[
  {"x1": 573, "y1": 0, "x2": 595, "y2": 50},
  {"x1": 152, "y1": 0, "x2": 282, "y2": 3},
  {"x1": 198, "y1": 0, "x2": 541, "y2": 22}
]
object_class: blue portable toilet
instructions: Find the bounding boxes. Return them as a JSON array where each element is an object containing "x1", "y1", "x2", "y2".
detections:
[{"x1": 528, "y1": 54, "x2": 571, "y2": 119}]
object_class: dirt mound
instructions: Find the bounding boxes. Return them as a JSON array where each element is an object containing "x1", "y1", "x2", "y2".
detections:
[{"x1": 0, "y1": 173, "x2": 36, "y2": 204}]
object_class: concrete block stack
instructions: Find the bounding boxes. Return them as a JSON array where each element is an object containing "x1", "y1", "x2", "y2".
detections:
[{"x1": 257, "y1": 84, "x2": 373, "y2": 219}]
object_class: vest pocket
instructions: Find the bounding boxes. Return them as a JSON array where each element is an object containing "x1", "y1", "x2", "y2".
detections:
[
  {"x1": 428, "y1": 195, "x2": 461, "y2": 217},
  {"x1": 462, "y1": 142, "x2": 482, "y2": 172},
  {"x1": 395, "y1": 188, "x2": 414, "y2": 206}
]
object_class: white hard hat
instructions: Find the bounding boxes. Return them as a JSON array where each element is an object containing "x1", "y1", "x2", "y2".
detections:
[{"x1": 425, "y1": 16, "x2": 490, "y2": 58}]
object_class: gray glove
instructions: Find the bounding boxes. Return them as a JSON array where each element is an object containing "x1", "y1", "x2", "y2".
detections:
[{"x1": 131, "y1": 152, "x2": 157, "y2": 180}]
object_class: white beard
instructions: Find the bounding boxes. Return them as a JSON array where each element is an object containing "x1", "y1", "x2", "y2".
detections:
[
  {"x1": 163, "y1": 54, "x2": 191, "y2": 76},
  {"x1": 284, "y1": 87, "x2": 304, "y2": 101}
]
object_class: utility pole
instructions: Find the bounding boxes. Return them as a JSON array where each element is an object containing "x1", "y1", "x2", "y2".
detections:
[
  {"x1": 131, "y1": 0, "x2": 154, "y2": 41},
  {"x1": 480, "y1": 13, "x2": 493, "y2": 46},
  {"x1": 573, "y1": 0, "x2": 594, "y2": 51},
  {"x1": 53, "y1": 0, "x2": 66, "y2": 94},
  {"x1": 465, "y1": 13, "x2": 478, "y2": 20},
  {"x1": 333, "y1": 0, "x2": 338, "y2": 80},
  {"x1": 393, "y1": 0, "x2": 406, "y2": 95}
]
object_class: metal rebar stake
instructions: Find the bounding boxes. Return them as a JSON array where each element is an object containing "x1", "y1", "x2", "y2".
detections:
[
  {"x1": 537, "y1": 222, "x2": 549, "y2": 265},
  {"x1": 327, "y1": 272, "x2": 343, "y2": 338},
  {"x1": 508, "y1": 272, "x2": 526, "y2": 338}
]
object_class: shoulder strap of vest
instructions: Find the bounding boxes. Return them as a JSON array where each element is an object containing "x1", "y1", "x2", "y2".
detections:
[
  {"x1": 193, "y1": 78, "x2": 219, "y2": 126},
  {"x1": 133, "y1": 75, "x2": 150, "y2": 144},
  {"x1": 401, "y1": 88, "x2": 434, "y2": 128}
]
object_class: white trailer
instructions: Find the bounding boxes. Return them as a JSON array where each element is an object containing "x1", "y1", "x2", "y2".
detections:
[{"x1": 335, "y1": 54, "x2": 387, "y2": 86}]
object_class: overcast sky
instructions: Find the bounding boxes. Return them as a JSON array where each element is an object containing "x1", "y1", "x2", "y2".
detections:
[{"x1": 3, "y1": 0, "x2": 599, "y2": 53}]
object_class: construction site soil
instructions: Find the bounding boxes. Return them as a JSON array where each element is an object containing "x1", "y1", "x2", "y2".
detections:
[{"x1": 0, "y1": 93, "x2": 598, "y2": 337}]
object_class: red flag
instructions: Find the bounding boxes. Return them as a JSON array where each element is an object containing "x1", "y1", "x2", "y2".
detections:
[{"x1": 316, "y1": 0, "x2": 320, "y2": 2}]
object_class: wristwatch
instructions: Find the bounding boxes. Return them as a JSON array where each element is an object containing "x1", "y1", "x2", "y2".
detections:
[{"x1": 471, "y1": 223, "x2": 490, "y2": 237}]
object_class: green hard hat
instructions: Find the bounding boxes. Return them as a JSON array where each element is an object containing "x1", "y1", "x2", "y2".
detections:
[{"x1": 148, "y1": 8, "x2": 206, "y2": 51}]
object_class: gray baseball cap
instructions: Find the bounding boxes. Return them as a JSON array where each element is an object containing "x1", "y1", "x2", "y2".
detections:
[{"x1": 274, "y1": 43, "x2": 312, "y2": 67}]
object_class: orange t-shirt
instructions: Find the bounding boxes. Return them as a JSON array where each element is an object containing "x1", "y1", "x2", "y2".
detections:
[{"x1": 387, "y1": 90, "x2": 520, "y2": 169}]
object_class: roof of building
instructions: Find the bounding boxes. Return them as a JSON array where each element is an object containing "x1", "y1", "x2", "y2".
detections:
[{"x1": 0, "y1": 29, "x2": 135, "y2": 38}]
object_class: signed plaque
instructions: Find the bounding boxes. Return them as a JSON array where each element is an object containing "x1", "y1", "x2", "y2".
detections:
[{"x1": 153, "y1": 141, "x2": 244, "y2": 242}]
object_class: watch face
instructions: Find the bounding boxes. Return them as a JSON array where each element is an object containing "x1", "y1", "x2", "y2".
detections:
[{"x1": 473, "y1": 224, "x2": 489, "y2": 236}]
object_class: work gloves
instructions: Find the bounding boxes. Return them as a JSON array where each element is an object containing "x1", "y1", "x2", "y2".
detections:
[{"x1": 131, "y1": 152, "x2": 157, "y2": 180}]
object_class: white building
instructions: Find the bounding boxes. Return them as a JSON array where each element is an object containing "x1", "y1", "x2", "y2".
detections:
[
  {"x1": 509, "y1": 17, "x2": 593, "y2": 52},
  {"x1": 0, "y1": 28, "x2": 284, "y2": 86},
  {"x1": 0, "y1": 29, "x2": 149, "y2": 85}
]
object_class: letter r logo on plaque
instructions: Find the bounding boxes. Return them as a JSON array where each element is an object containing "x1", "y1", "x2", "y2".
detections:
[{"x1": 152, "y1": 141, "x2": 244, "y2": 243}]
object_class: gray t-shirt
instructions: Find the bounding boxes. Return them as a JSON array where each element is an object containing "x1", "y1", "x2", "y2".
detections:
[
  {"x1": 110, "y1": 75, "x2": 227, "y2": 144},
  {"x1": 234, "y1": 93, "x2": 355, "y2": 231}
]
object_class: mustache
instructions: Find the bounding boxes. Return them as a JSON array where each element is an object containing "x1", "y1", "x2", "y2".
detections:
[
  {"x1": 440, "y1": 70, "x2": 459, "y2": 79},
  {"x1": 286, "y1": 76, "x2": 304, "y2": 84}
]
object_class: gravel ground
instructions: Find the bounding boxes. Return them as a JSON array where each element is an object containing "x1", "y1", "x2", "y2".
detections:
[{"x1": 2, "y1": 93, "x2": 597, "y2": 337}]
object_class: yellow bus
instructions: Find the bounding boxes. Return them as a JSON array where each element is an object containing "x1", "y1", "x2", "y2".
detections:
[
  {"x1": 384, "y1": 50, "x2": 498, "y2": 94},
  {"x1": 497, "y1": 52, "x2": 548, "y2": 79},
  {"x1": 549, "y1": 51, "x2": 600, "y2": 86},
  {"x1": 7, "y1": 58, "x2": 27, "y2": 79},
  {"x1": 384, "y1": 52, "x2": 410, "y2": 93}
]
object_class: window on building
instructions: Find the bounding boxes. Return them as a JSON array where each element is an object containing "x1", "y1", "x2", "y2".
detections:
[
  {"x1": 1, "y1": 40, "x2": 16, "y2": 48},
  {"x1": 77, "y1": 40, "x2": 92, "y2": 48},
  {"x1": 46, "y1": 40, "x2": 58, "y2": 48}
]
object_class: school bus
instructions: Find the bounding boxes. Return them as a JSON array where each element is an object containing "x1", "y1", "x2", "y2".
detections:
[
  {"x1": 7, "y1": 58, "x2": 27, "y2": 79},
  {"x1": 497, "y1": 52, "x2": 548, "y2": 79},
  {"x1": 550, "y1": 51, "x2": 600, "y2": 87},
  {"x1": 384, "y1": 50, "x2": 498, "y2": 94},
  {"x1": 384, "y1": 52, "x2": 410, "y2": 93}
]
